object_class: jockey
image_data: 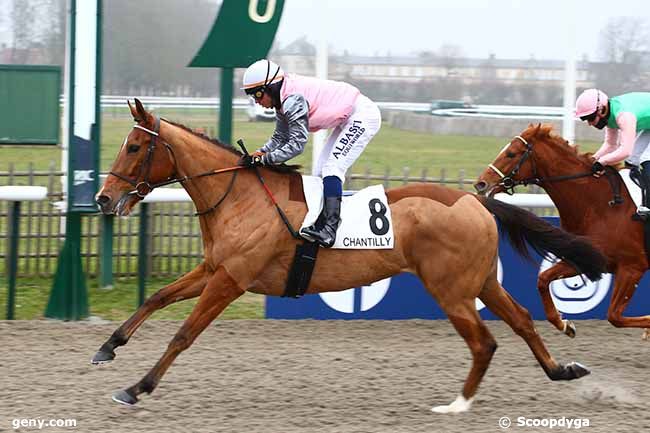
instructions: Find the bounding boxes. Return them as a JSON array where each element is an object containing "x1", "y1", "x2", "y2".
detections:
[
  {"x1": 575, "y1": 89, "x2": 650, "y2": 217},
  {"x1": 241, "y1": 59, "x2": 381, "y2": 247}
]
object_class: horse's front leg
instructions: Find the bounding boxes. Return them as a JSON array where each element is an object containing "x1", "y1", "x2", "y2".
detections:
[
  {"x1": 537, "y1": 261, "x2": 579, "y2": 338},
  {"x1": 91, "y1": 262, "x2": 209, "y2": 364},
  {"x1": 112, "y1": 266, "x2": 244, "y2": 405}
]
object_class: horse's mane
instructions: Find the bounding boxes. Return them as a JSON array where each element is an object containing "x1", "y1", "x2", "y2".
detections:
[
  {"x1": 163, "y1": 119, "x2": 302, "y2": 175},
  {"x1": 522, "y1": 124, "x2": 594, "y2": 166}
]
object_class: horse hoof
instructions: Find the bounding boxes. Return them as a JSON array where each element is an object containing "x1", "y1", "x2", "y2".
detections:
[
  {"x1": 565, "y1": 361, "x2": 590, "y2": 380},
  {"x1": 112, "y1": 389, "x2": 138, "y2": 406},
  {"x1": 642, "y1": 329, "x2": 650, "y2": 340},
  {"x1": 563, "y1": 320, "x2": 576, "y2": 338},
  {"x1": 431, "y1": 395, "x2": 473, "y2": 413},
  {"x1": 91, "y1": 349, "x2": 115, "y2": 365}
]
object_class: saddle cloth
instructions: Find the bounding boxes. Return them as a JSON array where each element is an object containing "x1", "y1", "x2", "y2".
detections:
[
  {"x1": 300, "y1": 175, "x2": 394, "y2": 249},
  {"x1": 620, "y1": 169, "x2": 642, "y2": 208}
]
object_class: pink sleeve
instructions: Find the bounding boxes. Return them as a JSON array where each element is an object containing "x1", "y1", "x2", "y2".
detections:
[
  {"x1": 598, "y1": 112, "x2": 637, "y2": 165},
  {"x1": 592, "y1": 128, "x2": 618, "y2": 160}
]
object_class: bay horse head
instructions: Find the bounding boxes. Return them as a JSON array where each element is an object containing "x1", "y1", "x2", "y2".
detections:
[
  {"x1": 474, "y1": 124, "x2": 575, "y2": 196},
  {"x1": 96, "y1": 99, "x2": 177, "y2": 215}
]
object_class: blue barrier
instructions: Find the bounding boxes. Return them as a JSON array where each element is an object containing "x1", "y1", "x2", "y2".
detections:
[{"x1": 266, "y1": 217, "x2": 650, "y2": 320}]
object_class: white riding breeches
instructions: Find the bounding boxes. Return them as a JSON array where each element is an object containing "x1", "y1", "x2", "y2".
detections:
[
  {"x1": 313, "y1": 95, "x2": 381, "y2": 182},
  {"x1": 625, "y1": 130, "x2": 650, "y2": 166}
]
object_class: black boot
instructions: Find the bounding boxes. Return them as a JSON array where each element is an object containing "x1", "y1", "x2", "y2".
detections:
[
  {"x1": 300, "y1": 196, "x2": 341, "y2": 248},
  {"x1": 638, "y1": 161, "x2": 650, "y2": 218}
]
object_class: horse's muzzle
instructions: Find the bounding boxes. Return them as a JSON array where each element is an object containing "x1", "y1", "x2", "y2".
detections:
[{"x1": 96, "y1": 194, "x2": 113, "y2": 214}]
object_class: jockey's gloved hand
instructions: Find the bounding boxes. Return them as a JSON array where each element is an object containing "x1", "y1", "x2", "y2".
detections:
[
  {"x1": 238, "y1": 154, "x2": 263, "y2": 168},
  {"x1": 591, "y1": 161, "x2": 605, "y2": 174}
]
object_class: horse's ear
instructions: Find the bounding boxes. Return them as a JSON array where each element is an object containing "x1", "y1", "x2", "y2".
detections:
[
  {"x1": 133, "y1": 98, "x2": 153, "y2": 126},
  {"x1": 127, "y1": 100, "x2": 139, "y2": 121}
]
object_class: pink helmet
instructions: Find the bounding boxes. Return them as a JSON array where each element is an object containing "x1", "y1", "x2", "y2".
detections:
[{"x1": 575, "y1": 88, "x2": 608, "y2": 118}]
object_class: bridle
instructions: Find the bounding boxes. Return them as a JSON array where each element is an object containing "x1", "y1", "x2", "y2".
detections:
[
  {"x1": 110, "y1": 117, "x2": 180, "y2": 198},
  {"x1": 109, "y1": 116, "x2": 242, "y2": 215},
  {"x1": 487, "y1": 135, "x2": 540, "y2": 194},
  {"x1": 487, "y1": 135, "x2": 623, "y2": 206}
]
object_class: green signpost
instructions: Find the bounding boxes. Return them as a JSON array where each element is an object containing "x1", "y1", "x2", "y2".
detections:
[
  {"x1": 0, "y1": 65, "x2": 61, "y2": 145},
  {"x1": 189, "y1": 0, "x2": 284, "y2": 143}
]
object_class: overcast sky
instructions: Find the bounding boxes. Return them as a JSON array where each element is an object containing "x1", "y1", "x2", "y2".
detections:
[{"x1": 273, "y1": 0, "x2": 649, "y2": 60}]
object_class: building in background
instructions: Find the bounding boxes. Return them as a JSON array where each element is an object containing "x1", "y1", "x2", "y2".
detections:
[{"x1": 267, "y1": 39, "x2": 596, "y2": 105}]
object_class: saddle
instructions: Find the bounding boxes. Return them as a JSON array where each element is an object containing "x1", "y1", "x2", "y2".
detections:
[{"x1": 282, "y1": 174, "x2": 395, "y2": 298}]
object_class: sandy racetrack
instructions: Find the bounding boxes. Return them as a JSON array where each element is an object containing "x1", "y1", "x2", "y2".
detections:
[{"x1": 1, "y1": 319, "x2": 649, "y2": 433}]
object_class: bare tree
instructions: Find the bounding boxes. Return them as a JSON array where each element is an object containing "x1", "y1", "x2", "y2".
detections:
[
  {"x1": 40, "y1": 0, "x2": 66, "y2": 65},
  {"x1": 598, "y1": 17, "x2": 649, "y2": 63},
  {"x1": 594, "y1": 17, "x2": 649, "y2": 94},
  {"x1": 10, "y1": 0, "x2": 37, "y2": 63}
]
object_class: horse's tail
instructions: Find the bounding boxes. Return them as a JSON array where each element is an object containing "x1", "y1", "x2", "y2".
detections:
[{"x1": 477, "y1": 196, "x2": 607, "y2": 281}]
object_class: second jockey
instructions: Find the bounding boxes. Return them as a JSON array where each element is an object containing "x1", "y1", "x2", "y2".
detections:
[{"x1": 575, "y1": 89, "x2": 650, "y2": 217}]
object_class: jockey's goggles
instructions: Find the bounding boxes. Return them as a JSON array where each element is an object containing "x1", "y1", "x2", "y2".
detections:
[
  {"x1": 245, "y1": 86, "x2": 266, "y2": 100},
  {"x1": 579, "y1": 111, "x2": 598, "y2": 122}
]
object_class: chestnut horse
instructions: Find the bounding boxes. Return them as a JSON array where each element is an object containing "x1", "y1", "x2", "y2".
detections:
[
  {"x1": 475, "y1": 124, "x2": 649, "y2": 338},
  {"x1": 93, "y1": 100, "x2": 605, "y2": 412}
]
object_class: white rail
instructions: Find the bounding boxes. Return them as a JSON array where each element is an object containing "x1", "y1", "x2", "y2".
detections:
[
  {"x1": 142, "y1": 187, "x2": 556, "y2": 208},
  {"x1": 58, "y1": 95, "x2": 569, "y2": 118},
  {"x1": 96, "y1": 96, "x2": 431, "y2": 112},
  {"x1": 0, "y1": 186, "x2": 48, "y2": 201},
  {"x1": 432, "y1": 105, "x2": 565, "y2": 120}
]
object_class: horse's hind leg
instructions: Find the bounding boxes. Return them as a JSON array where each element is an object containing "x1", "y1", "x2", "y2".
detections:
[
  {"x1": 91, "y1": 262, "x2": 208, "y2": 365},
  {"x1": 112, "y1": 266, "x2": 243, "y2": 406},
  {"x1": 606, "y1": 268, "x2": 648, "y2": 333},
  {"x1": 431, "y1": 301, "x2": 497, "y2": 414},
  {"x1": 479, "y1": 274, "x2": 590, "y2": 381},
  {"x1": 538, "y1": 261, "x2": 579, "y2": 338}
]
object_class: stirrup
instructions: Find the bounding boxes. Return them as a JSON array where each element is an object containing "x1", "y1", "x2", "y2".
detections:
[
  {"x1": 299, "y1": 227, "x2": 317, "y2": 243},
  {"x1": 300, "y1": 228, "x2": 335, "y2": 248},
  {"x1": 637, "y1": 206, "x2": 650, "y2": 216}
]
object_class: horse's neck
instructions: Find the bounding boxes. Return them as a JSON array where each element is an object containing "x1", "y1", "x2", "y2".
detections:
[
  {"x1": 534, "y1": 147, "x2": 611, "y2": 227},
  {"x1": 160, "y1": 123, "x2": 239, "y2": 212}
]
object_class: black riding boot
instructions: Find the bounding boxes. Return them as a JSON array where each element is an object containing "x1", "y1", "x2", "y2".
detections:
[
  {"x1": 300, "y1": 196, "x2": 342, "y2": 248},
  {"x1": 638, "y1": 161, "x2": 650, "y2": 217}
]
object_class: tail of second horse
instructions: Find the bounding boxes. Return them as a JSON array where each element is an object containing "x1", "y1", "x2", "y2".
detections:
[{"x1": 477, "y1": 196, "x2": 606, "y2": 281}]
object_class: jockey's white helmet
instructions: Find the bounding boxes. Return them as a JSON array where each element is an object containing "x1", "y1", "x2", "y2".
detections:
[
  {"x1": 575, "y1": 88, "x2": 608, "y2": 119},
  {"x1": 241, "y1": 59, "x2": 284, "y2": 93}
]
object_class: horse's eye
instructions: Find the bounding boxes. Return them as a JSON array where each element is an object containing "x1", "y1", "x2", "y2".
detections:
[
  {"x1": 506, "y1": 152, "x2": 516, "y2": 158},
  {"x1": 127, "y1": 144, "x2": 140, "y2": 154}
]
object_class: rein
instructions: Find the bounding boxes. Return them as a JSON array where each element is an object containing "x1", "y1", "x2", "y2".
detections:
[
  {"x1": 489, "y1": 135, "x2": 623, "y2": 205},
  {"x1": 235, "y1": 139, "x2": 302, "y2": 240},
  {"x1": 111, "y1": 118, "x2": 302, "y2": 238}
]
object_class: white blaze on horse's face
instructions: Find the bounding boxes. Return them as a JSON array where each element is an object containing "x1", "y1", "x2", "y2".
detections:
[
  {"x1": 485, "y1": 141, "x2": 516, "y2": 183},
  {"x1": 497, "y1": 141, "x2": 512, "y2": 155},
  {"x1": 120, "y1": 134, "x2": 129, "y2": 152},
  {"x1": 96, "y1": 134, "x2": 129, "y2": 204}
]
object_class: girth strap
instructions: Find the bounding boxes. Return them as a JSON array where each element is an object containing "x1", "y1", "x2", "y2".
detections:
[{"x1": 283, "y1": 241, "x2": 320, "y2": 298}]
